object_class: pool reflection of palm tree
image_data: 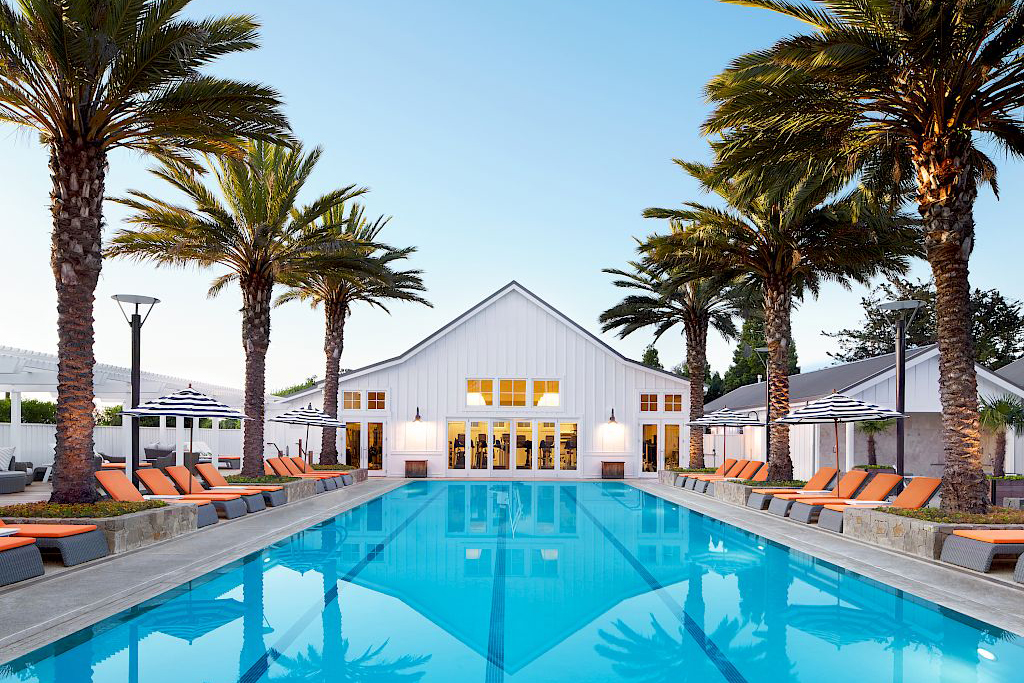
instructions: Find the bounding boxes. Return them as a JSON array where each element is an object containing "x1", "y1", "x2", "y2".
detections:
[
  {"x1": 240, "y1": 556, "x2": 268, "y2": 680},
  {"x1": 274, "y1": 522, "x2": 430, "y2": 681}
]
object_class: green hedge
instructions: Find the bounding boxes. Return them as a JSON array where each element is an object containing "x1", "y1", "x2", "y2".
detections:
[
  {"x1": 854, "y1": 464, "x2": 896, "y2": 470},
  {"x1": 668, "y1": 467, "x2": 716, "y2": 473},
  {"x1": 885, "y1": 507, "x2": 1024, "y2": 524},
  {"x1": 988, "y1": 475, "x2": 1024, "y2": 481},
  {"x1": 226, "y1": 474, "x2": 297, "y2": 484},
  {"x1": 311, "y1": 464, "x2": 355, "y2": 471},
  {"x1": 737, "y1": 480, "x2": 807, "y2": 487},
  {"x1": 0, "y1": 501, "x2": 167, "y2": 518}
]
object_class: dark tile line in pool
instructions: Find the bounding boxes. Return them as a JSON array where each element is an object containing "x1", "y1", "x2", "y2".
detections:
[
  {"x1": 564, "y1": 489, "x2": 750, "y2": 683},
  {"x1": 236, "y1": 486, "x2": 446, "y2": 683},
  {"x1": 485, "y1": 502, "x2": 509, "y2": 683}
]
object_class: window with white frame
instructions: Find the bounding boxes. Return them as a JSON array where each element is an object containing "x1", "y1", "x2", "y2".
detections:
[
  {"x1": 533, "y1": 380, "x2": 560, "y2": 407},
  {"x1": 640, "y1": 393, "x2": 658, "y2": 412},
  {"x1": 367, "y1": 391, "x2": 386, "y2": 410},
  {"x1": 499, "y1": 379, "x2": 527, "y2": 407},
  {"x1": 664, "y1": 394, "x2": 683, "y2": 412},
  {"x1": 343, "y1": 391, "x2": 361, "y2": 410}
]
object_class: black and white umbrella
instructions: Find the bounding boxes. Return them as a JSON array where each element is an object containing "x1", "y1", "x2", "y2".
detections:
[
  {"x1": 686, "y1": 408, "x2": 763, "y2": 465},
  {"x1": 122, "y1": 386, "x2": 248, "y2": 471},
  {"x1": 775, "y1": 393, "x2": 904, "y2": 494},
  {"x1": 269, "y1": 403, "x2": 344, "y2": 459}
]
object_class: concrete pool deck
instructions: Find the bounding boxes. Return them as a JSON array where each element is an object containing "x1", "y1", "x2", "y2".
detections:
[
  {"x1": 1, "y1": 476, "x2": 1023, "y2": 666},
  {"x1": 0, "y1": 478, "x2": 407, "y2": 664},
  {"x1": 634, "y1": 480, "x2": 1024, "y2": 637}
]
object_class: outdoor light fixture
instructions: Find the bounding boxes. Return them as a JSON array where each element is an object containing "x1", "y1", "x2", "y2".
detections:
[
  {"x1": 608, "y1": 408, "x2": 616, "y2": 424},
  {"x1": 112, "y1": 294, "x2": 160, "y2": 486},
  {"x1": 879, "y1": 299, "x2": 924, "y2": 485},
  {"x1": 414, "y1": 406, "x2": 422, "y2": 422}
]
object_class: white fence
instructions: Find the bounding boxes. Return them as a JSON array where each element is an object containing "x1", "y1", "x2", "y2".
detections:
[{"x1": 0, "y1": 423, "x2": 243, "y2": 465}]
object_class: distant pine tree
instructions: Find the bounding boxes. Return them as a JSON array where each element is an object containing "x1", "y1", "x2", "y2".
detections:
[
  {"x1": 721, "y1": 318, "x2": 798, "y2": 395},
  {"x1": 641, "y1": 345, "x2": 664, "y2": 370}
]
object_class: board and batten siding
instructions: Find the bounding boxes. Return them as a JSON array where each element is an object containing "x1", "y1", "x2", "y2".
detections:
[{"x1": 273, "y1": 284, "x2": 691, "y2": 477}]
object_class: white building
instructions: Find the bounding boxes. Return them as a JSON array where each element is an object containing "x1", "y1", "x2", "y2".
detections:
[
  {"x1": 705, "y1": 345, "x2": 1024, "y2": 479},
  {"x1": 271, "y1": 282, "x2": 691, "y2": 478}
]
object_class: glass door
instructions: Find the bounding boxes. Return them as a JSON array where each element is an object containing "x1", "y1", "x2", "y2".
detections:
[
  {"x1": 641, "y1": 423, "x2": 659, "y2": 475},
  {"x1": 345, "y1": 423, "x2": 362, "y2": 468},
  {"x1": 558, "y1": 422, "x2": 578, "y2": 475},
  {"x1": 470, "y1": 421, "x2": 490, "y2": 473},
  {"x1": 493, "y1": 421, "x2": 511, "y2": 472},
  {"x1": 537, "y1": 422, "x2": 556, "y2": 474},
  {"x1": 665, "y1": 424, "x2": 681, "y2": 470},
  {"x1": 367, "y1": 422, "x2": 384, "y2": 475},
  {"x1": 448, "y1": 421, "x2": 467, "y2": 473},
  {"x1": 514, "y1": 420, "x2": 534, "y2": 476}
]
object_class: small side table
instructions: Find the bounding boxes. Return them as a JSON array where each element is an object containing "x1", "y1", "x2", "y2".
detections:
[
  {"x1": 601, "y1": 462, "x2": 625, "y2": 479},
  {"x1": 405, "y1": 460, "x2": 428, "y2": 478}
]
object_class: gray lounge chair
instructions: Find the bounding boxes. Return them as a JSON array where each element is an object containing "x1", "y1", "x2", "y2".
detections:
[
  {"x1": 941, "y1": 531, "x2": 1024, "y2": 574},
  {"x1": 0, "y1": 522, "x2": 109, "y2": 567},
  {"x1": 0, "y1": 538, "x2": 44, "y2": 586}
]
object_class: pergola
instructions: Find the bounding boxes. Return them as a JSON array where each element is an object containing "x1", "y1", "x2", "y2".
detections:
[{"x1": 0, "y1": 345, "x2": 245, "y2": 465}]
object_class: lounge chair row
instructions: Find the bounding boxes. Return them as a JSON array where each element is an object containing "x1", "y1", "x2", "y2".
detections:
[
  {"x1": 0, "y1": 458, "x2": 357, "y2": 588},
  {"x1": 671, "y1": 458, "x2": 770, "y2": 495}
]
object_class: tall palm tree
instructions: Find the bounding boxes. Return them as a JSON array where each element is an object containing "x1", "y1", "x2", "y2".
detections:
[
  {"x1": 0, "y1": 0, "x2": 287, "y2": 502},
  {"x1": 276, "y1": 203, "x2": 431, "y2": 464},
  {"x1": 701, "y1": 0, "x2": 1024, "y2": 511},
  {"x1": 645, "y1": 161, "x2": 917, "y2": 480},
  {"x1": 108, "y1": 141, "x2": 366, "y2": 476},
  {"x1": 979, "y1": 395, "x2": 1024, "y2": 478},
  {"x1": 600, "y1": 258, "x2": 741, "y2": 468}
]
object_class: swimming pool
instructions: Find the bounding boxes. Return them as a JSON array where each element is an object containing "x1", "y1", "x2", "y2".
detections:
[{"x1": 1, "y1": 481, "x2": 1021, "y2": 682}]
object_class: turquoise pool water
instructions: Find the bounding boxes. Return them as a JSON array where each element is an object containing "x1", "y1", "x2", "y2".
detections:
[{"x1": 1, "y1": 481, "x2": 1022, "y2": 682}]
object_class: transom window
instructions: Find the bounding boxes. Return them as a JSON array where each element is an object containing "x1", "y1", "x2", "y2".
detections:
[
  {"x1": 533, "y1": 380, "x2": 560, "y2": 407},
  {"x1": 343, "y1": 391, "x2": 361, "y2": 410},
  {"x1": 367, "y1": 391, "x2": 386, "y2": 410},
  {"x1": 664, "y1": 394, "x2": 682, "y2": 412},
  {"x1": 640, "y1": 394, "x2": 658, "y2": 412},
  {"x1": 467, "y1": 379, "x2": 493, "y2": 406},
  {"x1": 499, "y1": 379, "x2": 527, "y2": 407}
]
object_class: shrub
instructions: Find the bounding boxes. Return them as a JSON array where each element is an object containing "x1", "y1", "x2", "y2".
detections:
[
  {"x1": 0, "y1": 501, "x2": 167, "y2": 518},
  {"x1": 884, "y1": 507, "x2": 1024, "y2": 524},
  {"x1": 988, "y1": 475, "x2": 1024, "y2": 481},
  {"x1": 226, "y1": 474, "x2": 297, "y2": 484},
  {"x1": 668, "y1": 467, "x2": 716, "y2": 473},
  {"x1": 311, "y1": 464, "x2": 355, "y2": 471},
  {"x1": 737, "y1": 480, "x2": 807, "y2": 487},
  {"x1": 854, "y1": 464, "x2": 895, "y2": 470}
]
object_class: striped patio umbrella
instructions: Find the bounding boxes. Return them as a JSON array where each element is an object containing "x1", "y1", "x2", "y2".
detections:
[
  {"x1": 270, "y1": 403, "x2": 344, "y2": 460},
  {"x1": 775, "y1": 393, "x2": 904, "y2": 496},
  {"x1": 686, "y1": 408, "x2": 764, "y2": 465},
  {"x1": 122, "y1": 386, "x2": 248, "y2": 472}
]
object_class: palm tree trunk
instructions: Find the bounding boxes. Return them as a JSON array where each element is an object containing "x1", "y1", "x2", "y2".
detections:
[
  {"x1": 993, "y1": 430, "x2": 1006, "y2": 479},
  {"x1": 48, "y1": 140, "x2": 106, "y2": 504},
  {"x1": 915, "y1": 138, "x2": 988, "y2": 512},
  {"x1": 867, "y1": 434, "x2": 877, "y2": 467},
  {"x1": 684, "y1": 317, "x2": 709, "y2": 468},
  {"x1": 763, "y1": 283, "x2": 793, "y2": 480},
  {"x1": 241, "y1": 279, "x2": 273, "y2": 477},
  {"x1": 320, "y1": 301, "x2": 345, "y2": 464}
]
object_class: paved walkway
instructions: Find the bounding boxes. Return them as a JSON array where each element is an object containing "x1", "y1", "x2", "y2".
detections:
[
  {"x1": 633, "y1": 480, "x2": 1024, "y2": 637},
  {"x1": 0, "y1": 478, "x2": 407, "y2": 663}
]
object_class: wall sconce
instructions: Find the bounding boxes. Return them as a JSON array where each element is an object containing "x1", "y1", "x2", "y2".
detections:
[
  {"x1": 608, "y1": 408, "x2": 616, "y2": 424},
  {"x1": 414, "y1": 406, "x2": 422, "y2": 422}
]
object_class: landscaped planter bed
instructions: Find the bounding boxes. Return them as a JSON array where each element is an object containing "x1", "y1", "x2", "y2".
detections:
[
  {"x1": 229, "y1": 477, "x2": 318, "y2": 503},
  {"x1": 841, "y1": 508, "x2": 1024, "y2": 561},
  {"x1": 712, "y1": 480, "x2": 755, "y2": 507},
  {"x1": 311, "y1": 467, "x2": 368, "y2": 483},
  {"x1": 1, "y1": 505, "x2": 196, "y2": 554}
]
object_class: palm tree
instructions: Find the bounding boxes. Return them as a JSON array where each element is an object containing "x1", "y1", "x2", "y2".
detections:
[
  {"x1": 857, "y1": 420, "x2": 895, "y2": 467},
  {"x1": 276, "y1": 203, "x2": 431, "y2": 464},
  {"x1": 108, "y1": 141, "x2": 365, "y2": 476},
  {"x1": 700, "y1": 1, "x2": 1024, "y2": 511},
  {"x1": 0, "y1": 1, "x2": 287, "y2": 502},
  {"x1": 644, "y1": 161, "x2": 917, "y2": 480},
  {"x1": 979, "y1": 395, "x2": 1024, "y2": 478},
  {"x1": 600, "y1": 258, "x2": 741, "y2": 468}
]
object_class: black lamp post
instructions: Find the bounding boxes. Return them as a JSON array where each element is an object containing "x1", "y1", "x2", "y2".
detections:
[
  {"x1": 878, "y1": 299, "x2": 923, "y2": 482},
  {"x1": 112, "y1": 294, "x2": 160, "y2": 485},
  {"x1": 755, "y1": 346, "x2": 771, "y2": 463}
]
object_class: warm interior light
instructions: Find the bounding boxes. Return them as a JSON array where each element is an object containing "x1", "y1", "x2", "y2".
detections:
[
  {"x1": 536, "y1": 391, "x2": 560, "y2": 407},
  {"x1": 467, "y1": 392, "x2": 486, "y2": 406}
]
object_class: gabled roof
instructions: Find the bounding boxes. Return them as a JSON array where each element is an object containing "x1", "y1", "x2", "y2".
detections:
[
  {"x1": 276, "y1": 281, "x2": 687, "y2": 402},
  {"x1": 706, "y1": 344, "x2": 938, "y2": 411},
  {"x1": 998, "y1": 357, "x2": 1024, "y2": 387}
]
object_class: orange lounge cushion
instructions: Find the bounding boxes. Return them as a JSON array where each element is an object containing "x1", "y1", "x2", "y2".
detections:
[
  {"x1": 10, "y1": 524, "x2": 98, "y2": 538},
  {"x1": 177, "y1": 492, "x2": 242, "y2": 501},
  {"x1": 822, "y1": 503, "x2": 875, "y2": 512},
  {"x1": 751, "y1": 487, "x2": 804, "y2": 494},
  {"x1": 0, "y1": 537, "x2": 36, "y2": 551},
  {"x1": 952, "y1": 529, "x2": 1024, "y2": 544},
  {"x1": 789, "y1": 496, "x2": 866, "y2": 506},
  {"x1": 167, "y1": 499, "x2": 213, "y2": 506},
  {"x1": 773, "y1": 491, "x2": 839, "y2": 500}
]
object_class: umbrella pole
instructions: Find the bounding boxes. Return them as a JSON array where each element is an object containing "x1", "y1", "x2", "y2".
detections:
[
  {"x1": 190, "y1": 420, "x2": 196, "y2": 493},
  {"x1": 834, "y1": 419, "x2": 840, "y2": 499},
  {"x1": 305, "y1": 425, "x2": 310, "y2": 463}
]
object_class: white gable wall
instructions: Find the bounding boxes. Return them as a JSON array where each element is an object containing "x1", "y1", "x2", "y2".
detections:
[{"x1": 275, "y1": 285, "x2": 690, "y2": 477}]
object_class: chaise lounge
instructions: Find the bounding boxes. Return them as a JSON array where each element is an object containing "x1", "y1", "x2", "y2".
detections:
[
  {"x1": 0, "y1": 537, "x2": 44, "y2": 586},
  {"x1": 0, "y1": 519, "x2": 109, "y2": 566},
  {"x1": 194, "y1": 464, "x2": 288, "y2": 506},
  {"x1": 690, "y1": 460, "x2": 747, "y2": 493},
  {"x1": 941, "y1": 529, "x2": 1024, "y2": 583},
  {"x1": 705, "y1": 460, "x2": 764, "y2": 496},
  {"x1": 816, "y1": 476, "x2": 942, "y2": 532},
  {"x1": 746, "y1": 467, "x2": 839, "y2": 510},
  {"x1": 136, "y1": 469, "x2": 248, "y2": 519},
  {"x1": 95, "y1": 470, "x2": 219, "y2": 528},
  {"x1": 164, "y1": 466, "x2": 267, "y2": 512},
  {"x1": 783, "y1": 473, "x2": 904, "y2": 524},
  {"x1": 766, "y1": 470, "x2": 869, "y2": 517},
  {"x1": 288, "y1": 457, "x2": 353, "y2": 485},
  {"x1": 676, "y1": 459, "x2": 736, "y2": 489}
]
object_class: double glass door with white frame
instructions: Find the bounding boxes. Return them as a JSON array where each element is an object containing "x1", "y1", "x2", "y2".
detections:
[
  {"x1": 343, "y1": 421, "x2": 386, "y2": 475},
  {"x1": 639, "y1": 421, "x2": 684, "y2": 475},
  {"x1": 448, "y1": 419, "x2": 578, "y2": 476}
]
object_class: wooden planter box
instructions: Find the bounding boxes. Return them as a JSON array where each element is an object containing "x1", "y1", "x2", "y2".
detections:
[{"x1": 602, "y1": 462, "x2": 625, "y2": 479}]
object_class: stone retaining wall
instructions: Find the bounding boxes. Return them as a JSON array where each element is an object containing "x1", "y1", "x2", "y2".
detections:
[
  {"x1": 712, "y1": 481, "x2": 753, "y2": 507},
  {"x1": 2, "y1": 504, "x2": 197, "y2": 554},
  {"x1": 658, "y1": 471, "x2": 678, "y2": 486},
  {"x1": 280, "y1": 479, "x2": 318, "y2": 502},
  {"x1": 842, "y1": 508, "x2": 1024, "y2": 560}
]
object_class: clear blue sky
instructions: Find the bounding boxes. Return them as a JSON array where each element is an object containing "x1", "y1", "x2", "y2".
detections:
[{"x1": 2, "y1": 0, "x2": 1022, "y2": 392}]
